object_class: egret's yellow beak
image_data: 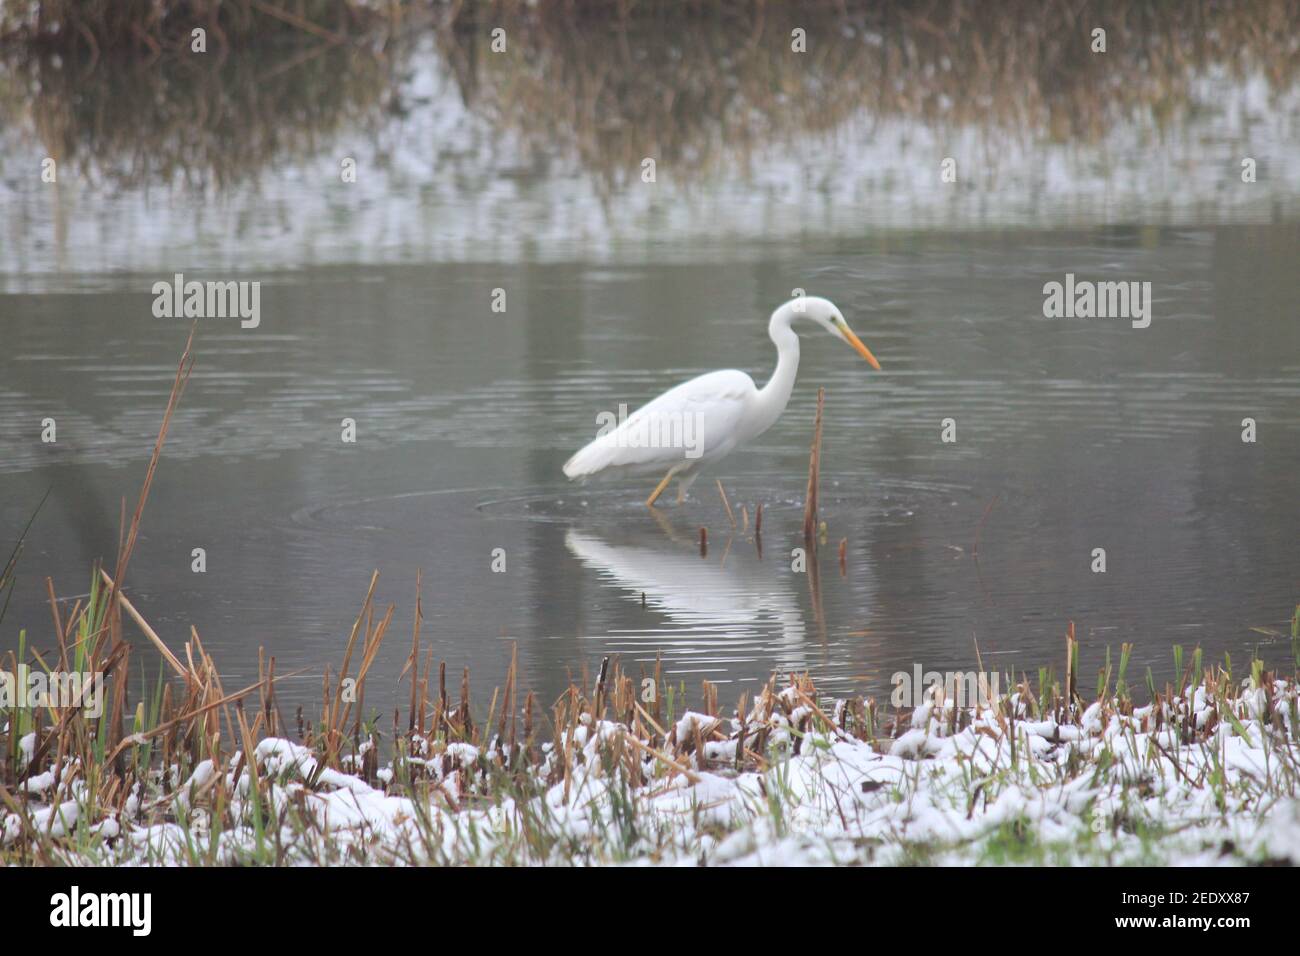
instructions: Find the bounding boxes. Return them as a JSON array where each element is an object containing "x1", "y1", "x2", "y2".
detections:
[{"x1": 841, "y1": 323, "x2": 882, "y2": 370}]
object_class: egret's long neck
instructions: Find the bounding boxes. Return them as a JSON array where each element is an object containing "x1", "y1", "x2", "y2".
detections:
[{"x1": 753, "y1": 308, "x2": 800, "y2": 435}]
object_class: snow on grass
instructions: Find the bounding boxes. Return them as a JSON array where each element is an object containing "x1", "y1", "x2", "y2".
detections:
[{"x1": 5, "y1": 665, "x2": 1300, "y2": 866}]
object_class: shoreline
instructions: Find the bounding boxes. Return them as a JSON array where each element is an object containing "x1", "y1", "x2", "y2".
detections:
[{"x1": 5, "y1": 652, "x2": 1299, "y2": 866}]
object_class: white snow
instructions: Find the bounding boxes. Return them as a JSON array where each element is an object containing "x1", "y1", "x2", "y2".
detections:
[{"x1": 5, "y1": 674, "x2": 1300, "y2": 865}]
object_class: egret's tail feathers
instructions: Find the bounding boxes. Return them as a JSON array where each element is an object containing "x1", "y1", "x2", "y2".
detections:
[
  {"x1": 561, "y1": 453, "x2": 586, "y2": 480},
  {"x1": 562, "y1": 436, "x2": 611, "y2": 479},
  {"x1": 564, "y1": 429, "x2": 669, "y2": 479}
]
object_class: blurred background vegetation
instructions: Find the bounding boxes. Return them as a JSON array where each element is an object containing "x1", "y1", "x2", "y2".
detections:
[{"x1": 1, "y1": 0, "x2": 1295, "y2": 190}]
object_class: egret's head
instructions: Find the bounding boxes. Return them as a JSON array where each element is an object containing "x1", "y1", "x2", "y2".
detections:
[{"x1": 783, "y1": 295, "x2": 882, "y2": 370}]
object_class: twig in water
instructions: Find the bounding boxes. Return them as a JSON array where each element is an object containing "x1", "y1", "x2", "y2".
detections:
[{"x1": 716, "y1": 480, "x2": 736, "y2": 527}]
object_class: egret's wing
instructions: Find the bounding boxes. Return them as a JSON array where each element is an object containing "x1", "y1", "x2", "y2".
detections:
[{"x1": 563, "y1": 369, "x2": 755, "y2": 478}]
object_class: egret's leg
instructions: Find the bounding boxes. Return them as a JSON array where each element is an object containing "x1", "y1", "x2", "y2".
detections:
[
  {"x1": 646, "y1": 468, "x2": 675, "y2": 508},
  {"x1": 675, "y1": 471, "x2": 700, "y2": 504}
]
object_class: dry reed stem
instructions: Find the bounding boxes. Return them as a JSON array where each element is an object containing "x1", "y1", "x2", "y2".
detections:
[
  {"x1": 98, "y1": 568, "x2": 185, "y2": 677},
  {"x1": 619, "y1": 729, "x2": 701, "y2": 785},
  {"x1": 1065, "y1": 620, "x2": 1077, "y2": 707},
  {"x1": 327, "y1": 570, "x2": 379, "y2": 758},
  {"x1": 802, "y1": 387, "x2": 825, "y2": 544},
  {"x1": 715, "y1": 479, "x2": 736, "y2": 527},
  {"x1": 405, "y1": 568, "x2": 422, "y2": 733},
  {"x1": 103, "y1": 327, "x2": 195, "y2": 644}
]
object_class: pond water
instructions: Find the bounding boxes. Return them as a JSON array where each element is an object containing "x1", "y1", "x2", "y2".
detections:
[{"x1": 2, "y1": 16, "x2": 1297, "y2": 715}]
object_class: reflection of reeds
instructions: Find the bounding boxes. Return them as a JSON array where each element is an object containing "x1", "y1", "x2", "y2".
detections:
[
  {"x1": 441, "y1": 0, "x2": 1300, "y2": 187},
  {"x1": 0, "y1": 1, "x2": 393, "y2": 54},
  {"x1": 2, "y1": 43, "x2": 400, "y2": 189}
]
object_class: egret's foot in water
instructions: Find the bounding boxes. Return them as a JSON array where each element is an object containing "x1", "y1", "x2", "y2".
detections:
[{"x1": 674, "y1": 471, "x2": 699, "y2": 505}]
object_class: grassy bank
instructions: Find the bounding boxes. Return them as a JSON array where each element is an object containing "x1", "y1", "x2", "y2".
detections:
[{"x1": 4, "y1": 611, "x2": 1300, "y2": 864}]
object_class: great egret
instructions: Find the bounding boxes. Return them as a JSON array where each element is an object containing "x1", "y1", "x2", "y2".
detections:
[{"x1": 563, "y1": 295, "x2": 881, "y2": 506}]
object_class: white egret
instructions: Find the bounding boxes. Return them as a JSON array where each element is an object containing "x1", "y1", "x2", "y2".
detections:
[{"x1": 563, "y1": 295, "x2": 881, "y2": 506}]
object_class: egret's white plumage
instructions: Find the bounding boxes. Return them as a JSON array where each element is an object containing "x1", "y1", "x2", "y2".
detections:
[{"x1": 563, "y1": 296, "x2": 881, "y2": 506}]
